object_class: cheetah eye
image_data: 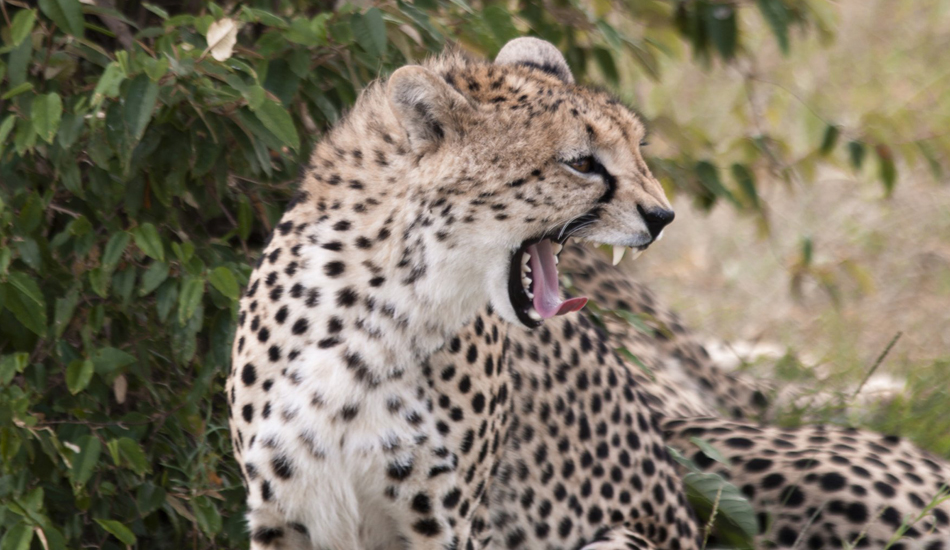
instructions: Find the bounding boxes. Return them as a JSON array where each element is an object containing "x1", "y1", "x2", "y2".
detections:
[
  {"x1": 639, "y1": 140, "x2": 649, "y2": 147},
  {"x1": 565, "y1": 156, "x2": 595, "y2": 174}
]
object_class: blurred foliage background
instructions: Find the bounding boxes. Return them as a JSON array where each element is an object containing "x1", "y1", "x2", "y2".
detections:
[{"x1": 0, "y1": 0, "x2": 947, "y2": 547}]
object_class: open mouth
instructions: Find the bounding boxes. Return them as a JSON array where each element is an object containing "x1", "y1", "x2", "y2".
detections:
[{"x1": 508, "y1": 237, "x2": 589, "y2": 328}]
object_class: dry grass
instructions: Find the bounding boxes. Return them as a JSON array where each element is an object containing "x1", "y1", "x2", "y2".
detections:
[{"x1": 623, "y1": 0, "x2": 950, "y2": 454}]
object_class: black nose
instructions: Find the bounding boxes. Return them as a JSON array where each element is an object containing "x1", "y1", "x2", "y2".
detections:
[{"x1": 637, "y1": 205, "x2": 675, "y2": 240}]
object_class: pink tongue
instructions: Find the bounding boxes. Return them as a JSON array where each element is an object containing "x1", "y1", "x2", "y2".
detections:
[{"x1": 527, "y1": 240, "x2": 589, "y2": 319}]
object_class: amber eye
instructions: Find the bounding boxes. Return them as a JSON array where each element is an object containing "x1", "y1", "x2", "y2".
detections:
[{"x1": 567, "y1": 156, "x2": 595, "y2": 174}]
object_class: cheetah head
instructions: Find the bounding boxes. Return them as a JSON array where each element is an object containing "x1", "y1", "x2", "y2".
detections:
[{"x1": 385, "y1": 38, "x2": 673, "y2": 329}]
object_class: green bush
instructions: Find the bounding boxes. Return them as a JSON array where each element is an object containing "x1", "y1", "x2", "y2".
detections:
[{"x1": 0, "y1": 0, "x2": 939, "y2": 547}]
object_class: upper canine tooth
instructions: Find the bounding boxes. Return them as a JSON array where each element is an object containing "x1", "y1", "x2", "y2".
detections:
[
  {"x1": 521, "y1": 254, "x2": 530, "y2": 266},
  {"x1": 528, "y1": 309, "x2": 541, "y2": 321},
  {"x1": 552, "y1": 242, "x2": 563, "y2": 255},
  {"x1": 612, "y1": 246, "x2": 626, "y2": 266},
  {"x1": 630, "y1": 249, "x2": 644, "y2": 261}
]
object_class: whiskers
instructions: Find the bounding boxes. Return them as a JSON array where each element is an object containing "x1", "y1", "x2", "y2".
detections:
[{"x1": 554, "y1": 210, "x2": 600, "y2": 241}]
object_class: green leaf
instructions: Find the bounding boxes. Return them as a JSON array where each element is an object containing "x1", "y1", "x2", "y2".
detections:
[
  {"x1": 0, "y1": 523, "x2": 33, "y2": 550},
  {"x1": 848, "y1": 140, "x2": 865, "y2": 170},
  {"x1": 0, "y1": 353, "x2": 29, "y2": 385},
  {"x1": 95, "y1": 519, "x2": 136, "y2": 545},
  {"x1": 32, "y1": 92, "x2": 63, "y2": 143},
  {"x1": 117, "y1": 437, "x2": 149, "y2": 475},
  {"x1": 208, "y1": 266, "x2": 239, "y2": 300},
  {"x1": 4, "y1": 273, "x2": 47, "y2": 337},
  {"x1": 684, "y1": 472, "x2": 757, "y2": 547},
  {"x1": 192, "y1": 496, "x2": 222, "y2": 537},
  {"x1": 91, "y1": 347, "x2": 136, "y2": 375},
  {"x1": 254, "y1": 99, "x2": 299, "y2": 151},
  {"x1": 592, "y1": 48, "x2": 619, "y2": 86},
  {"x1": 66, "y1": 359, "x2": 94, "y2": 394},
  {"x1": 695, "y1": 161, "x2": 740, "y2": 208},
  {"x1": 38, "y1": 0, "x2": 85, "y2": 38},
  {"x1": 877, "y1": 144, "x2": 897, "y2": 196},
  {"x1": 92, "y1": 62, "x2": 125, "y2": 104},
  {"x1": 142, "y1": 2, "x2": 169, "y2": 19},
  {"x1": 102, "y1": 231, "x2": 131, "y2": 271},
  {"x1": 819, "y1": 124, "x2": 840, "y2": 155},
  {"x1": 706, "y1": 4, "x2": 737, "y2": 60},
  {"x1": 124, "y1": 74, "x2": 160, "y2": 142},
  {"x1": 757, "y1": 0, "x2": 789, "y2": 54},
  {"x1": 482, "y1": 5, "x2": 519, "y2": 46},
  {"x1": 9, "y1": 9, "x2": 37, "y2": 47},
  {"x1": 351, "y1": 7, "x2": 386, "y2": 58},
  {"x1": 131, "y1": 223, "x2": 164, "y2": 261},
  {"x1": 1, "y1": 82, "x2": 33, "y2": 100},
  {"x1": 730, "y1": 163, "x2": 759, "y2": 209},
  {"x1": 71, "y1": 434, "x2": 102, "y2": 486},
  {"x1": 689, "y1": 437, "x2": 730, "y2": 465},
  {"x1": 7, "y1": 271, "x2": 44, "y2": 305},
  {"x1": 53, "y1": 287, "x2": 79, "y2": 338},
  {"x1": 178, "y1": 276, "x2": 205, "y2": 324},
  {"x1": 0, "y1": 116, "x2": 16, "y2": 150},
  {"x1": 139, "y1": 261, "x2": 169, "y2": 296}
]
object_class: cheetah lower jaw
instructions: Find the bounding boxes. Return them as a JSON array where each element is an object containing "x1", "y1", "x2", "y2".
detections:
[{"x1": 525, "y1": 240, "x2": 587, "y2": 319}]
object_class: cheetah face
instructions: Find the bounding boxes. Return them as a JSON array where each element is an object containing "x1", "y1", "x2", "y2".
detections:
[{"x1": 387, "y1": 38, "x2": 674, "y2": 329}]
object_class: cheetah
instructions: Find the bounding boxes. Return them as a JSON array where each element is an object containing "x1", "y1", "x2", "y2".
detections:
[
  {"x1": 554, "y1": 242, "x2": 950, "y2": 548},
  {"x1": 227, "y1": 38, "x2": 685, "y2": 549}
]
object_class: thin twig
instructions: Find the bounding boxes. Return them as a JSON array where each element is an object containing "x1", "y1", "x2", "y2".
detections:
[{"x1": 852, "y1": 331, "x2": 902, "y2": 399}]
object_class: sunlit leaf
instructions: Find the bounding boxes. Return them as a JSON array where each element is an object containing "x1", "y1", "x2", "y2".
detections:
[
  {"x1": 94, "y1": 519, "x2": 136, "y2": 545},
  {"x1": 131, "y1": 223, "x2": 164, "y2": 261},
  {"x1": 38, "y1": 0, "x2": 85, "y2": 39},
  {"x1": 9, "y1": 9, "x2": 37, "y2": 47},
  {"x1": 66, "y1": 359, "x2": 94, "y2": 394}
]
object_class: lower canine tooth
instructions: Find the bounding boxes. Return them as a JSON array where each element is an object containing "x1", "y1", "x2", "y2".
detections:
[
  {"x1": 612, "y1": 246, "x2": 626, "y2": 266},
  {"x1": 525, "y1": 290, "x2": 534, "y2": 299},
  {"x1": 630, "y1": 249, "x2": 644, "y2": 261},
  {"x1": 552, "y1": 242, "x2": 563, "y2": 254},
  {"x1": 528, "y1": 309, "x2": 541, "y2": 321}
]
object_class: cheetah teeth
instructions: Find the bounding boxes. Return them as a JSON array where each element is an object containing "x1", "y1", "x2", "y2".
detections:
[
  {"x1": 527, "y1": 308, "x2": 541, "y2": 321},
  {"x1": 612, "y1": 246, "x2": 626, "y2": 266}
]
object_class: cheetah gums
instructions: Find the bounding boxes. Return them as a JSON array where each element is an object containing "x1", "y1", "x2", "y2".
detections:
[{"x1": 228, "y1": 37, "x2": 950, "y2": 549}]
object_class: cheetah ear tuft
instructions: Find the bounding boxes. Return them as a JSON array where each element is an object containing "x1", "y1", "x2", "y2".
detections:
[
  {"x1": 387, "y1": 65, "x2": 474, "y2": 151},
  {"x1": 495, "y1": 37, "x2": 574, "y2": 84}
]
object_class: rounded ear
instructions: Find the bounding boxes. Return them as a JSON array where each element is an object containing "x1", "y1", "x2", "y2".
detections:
[
  {"x1": 495, "y1": 37, "x2": 574, "y2": 84},
  {"x1": 387, "y1": 65, "x2": 474, "y2": 151}
]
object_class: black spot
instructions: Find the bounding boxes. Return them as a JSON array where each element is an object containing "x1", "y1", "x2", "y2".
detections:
[
  {"x1": 268, "y1": 345, "x2": 281, "y2": 362},
  {"x1": 820, "y1": 472, "x2": 847, "y2": 491},
  {"x1": 337, "y1": 287, "x2": 358, "y2": 307},
  {"x1": 324, "y1": 261, "x2": 345, "y2": 277},
  {"x1": 257, "y1": 327, "x2": 270, "y2": 342},
  {"x1": 411, "y1": 493, "x2": 432, "y2": 514},
  {"x1": 412, "y1": 518, "x2": 442, "y2": 537},
  {"x1": 333, "y1": 220, "x2": 351, "y2": 231},
  {"x1": 369, "y1": 276, "x2": 385, "y2": 287},
  {"x1": 275, "y1": 306, "x2": 288, "y2": 324},
  {"x1": 252, "y1": 527, "x2": 284, "y2": 544},
  {"x1": 388, "y1": 459, "x2": 414, "y2": 480},
  {"x1": 272, "y1": 455, "x2": 293, "y2": 479},
  {"x1": 242, "y1": 404, "x2": 254, "y2": 422},
  {"x1": 292, "y1": 318, "x2": 309, "y2": 335},
  {"x1": 242, "y1": 363, "x2": 257, "y2": 386}
]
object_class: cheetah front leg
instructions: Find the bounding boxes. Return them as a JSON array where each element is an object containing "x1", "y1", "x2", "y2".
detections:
[{"x1": 581, "y1": 526, "x2": 658, "y2": 550}]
